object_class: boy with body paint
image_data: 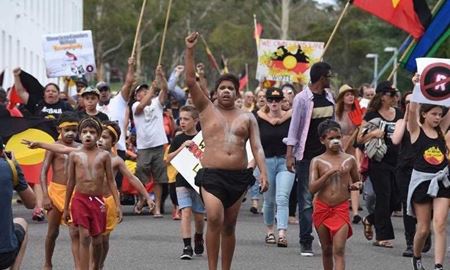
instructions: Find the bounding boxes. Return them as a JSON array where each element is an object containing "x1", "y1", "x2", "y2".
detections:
[
  {"x1": 64, "y1": 117, "x2": 120, "y2": 270},
  {"x1": 309, "y1": 120, "x2": 361, "y2": 270},
  {"x1": 23, "y1": 120, "x2": 154, "y2": 270},
  {"x1": 40, "y1": 112, "x2": 81, "y2": 270}
]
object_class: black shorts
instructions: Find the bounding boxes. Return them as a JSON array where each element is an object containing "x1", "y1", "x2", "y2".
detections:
[
  {"x1": 412, "y1": 180, "x2": 450, "y2": 204},
  {"x1": 195, "y1": 168, "x2": 256, "y2": 209},
  {"x1": 0, "y1": 223, "x2": 26, "y2": 270}
]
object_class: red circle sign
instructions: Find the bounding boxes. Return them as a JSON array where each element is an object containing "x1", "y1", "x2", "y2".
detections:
[{"x1": 419, "y1": 62, "x2": 450, "y2": 101}]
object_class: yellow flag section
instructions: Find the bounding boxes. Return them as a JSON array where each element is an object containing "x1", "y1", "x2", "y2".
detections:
[
  {"x1": 256, "y1": 39, "x2": 324, "y2": 84},
  {"x1": 5, "y1": 128, "x2": 55, "y2": 184},
  {"x1": 170, "y1": 132, "x2": 254, "y2": 194}
]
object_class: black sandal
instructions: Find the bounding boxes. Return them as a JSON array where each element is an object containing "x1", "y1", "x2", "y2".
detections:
[{"x1": 277, "y1": 236, "x2": 288, "y2": 248}]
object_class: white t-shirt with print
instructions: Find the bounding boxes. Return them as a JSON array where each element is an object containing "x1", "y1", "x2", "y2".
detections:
[
  {"x1": 98, "y1": 93, "x2": 128, "y2": 151},
  {"x1": 132, "y1": 97, "x2": 168, "y2": 150}
]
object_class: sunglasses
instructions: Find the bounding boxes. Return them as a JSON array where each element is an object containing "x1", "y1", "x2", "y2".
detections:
[{"x1": 266, "y1": 98, "x2": 282, "y2": 103}]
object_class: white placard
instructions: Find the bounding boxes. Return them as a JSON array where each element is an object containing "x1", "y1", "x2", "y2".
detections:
[
  {"x1": 256, "y1": 38, "x2": 324, "y2": 84},
  {"x1": 170, "y1": 132, "x2": 254, "y2": 193},
  {"x1": 412, "y1": 57, "x2": 449, "y2": 107},
  {"x1": 43, "y1": 30, "x2": 96, "y2": 78}
]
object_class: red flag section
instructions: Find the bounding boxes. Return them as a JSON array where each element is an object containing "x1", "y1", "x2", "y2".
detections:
[
  {"x1": 239, "y1": 71, "x2": 248, "y2": 91},
  {"x1": 353, "y1": 0, "x2": 425, "y2": 39}
]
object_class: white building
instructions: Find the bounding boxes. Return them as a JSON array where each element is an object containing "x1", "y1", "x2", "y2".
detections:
[{"x1": 0, "y1": 0, "x2": 83, "y2": 88}]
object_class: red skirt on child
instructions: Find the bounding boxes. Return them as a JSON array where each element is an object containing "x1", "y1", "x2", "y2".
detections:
[
  {"x1": 71, "y1": 192, "x2": 107, "y2": 237},
  {"x1": 313, "y1": 198, "x2": 352, "y2": 239}
]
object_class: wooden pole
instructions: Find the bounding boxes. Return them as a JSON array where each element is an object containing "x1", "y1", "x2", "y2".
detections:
[
  {"x1": 320, "y1": 1, "x2": 351, "y2": 60},
  {"x1": 131, "y1": 0, "x2": 148, "y2": 57},
  {"x1": 157, "y1": 0, "x2": 173, "y2": 66},
  {"x1": 245, "y1": 63, "x2": 249, "y2": 92}
]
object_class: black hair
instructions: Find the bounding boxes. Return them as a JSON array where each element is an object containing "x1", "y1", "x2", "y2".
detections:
[
  {"x1": 103, "y1": 120, "x2": 121, "y2": 144},
  {"x1": 78, "y1": 117, "x2": 102, "y2": 135},
  {"x1": 318, "y1": 119, "x2": 341, "y2": 138},
  {"x1": 310, "y1": 62, "x2": 331, "y2": 84},
  {"x1": 57, "y1": 111, "x2": 80, "y2": 126},
  {"x1": 214, "y1": 73, "x2": 240, "y2": 96},
  {"x1": 44, "y1": 83, "x2": 60, "y2": 92},
  {"x1": 0, "y1": 88, "x2": 6, "y2": 103}
]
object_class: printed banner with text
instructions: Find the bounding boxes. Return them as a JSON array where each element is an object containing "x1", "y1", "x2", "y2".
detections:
[
  {"x1": 170, "y1": 132, "x2": 254, "y2": 194},
  {"x1": 42, "y1": 30, "x2": 96, "y2": 78},
  {"x1": 256, "y1": 39, "x2": 324, "y2": 84},
  {"x1": 412, "y1": 58, "x2": 449, "y2": 107}
]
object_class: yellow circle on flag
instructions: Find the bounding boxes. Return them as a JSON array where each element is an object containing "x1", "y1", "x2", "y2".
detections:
[
  {"x1": 283, "y1": 55, "x2": 297, "y2": 70},
  {"x1": 5, "y1": 128, "x2": 55, "y2": 165}
]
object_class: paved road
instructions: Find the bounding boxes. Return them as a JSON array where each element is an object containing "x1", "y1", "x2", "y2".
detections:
[{"x1": 15, "y1": 198, "x2": 446, "y2": 270}]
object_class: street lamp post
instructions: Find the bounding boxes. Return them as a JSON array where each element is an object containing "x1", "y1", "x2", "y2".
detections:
[
  {"x1": 384, "y1": 47, "x2": 398, "y2": 87},
  {"x1": 366, "y1": 53, "x2": 379, "y2": 88}
]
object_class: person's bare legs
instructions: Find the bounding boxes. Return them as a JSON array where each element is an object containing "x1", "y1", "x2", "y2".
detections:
[
  {"x1": 317, "y1": 225, "x2": 333, "y2": 270},
  {"x1": 99, "y1": 234, "x2": 110, "y2": 269},
  {"x1": 432, "y1": 198, "x2": 449, "y2": 266},
  {"x1": 194, "y1": 212, "x2": 205, "y2": 234},
  {"x1": 221, "y1": 194, "x2": 244, "y2": 270},
  {"x1": 202, "y1": 188, "x2": 224, "y2": 270},
  {"x1": 78, "y1": 227, "x2": 91, "y2": 270},
  {"x1": 69, "y1": 226, "x2": 81, "y2": 269},
  {"x1": 91, "y1": 234, "x2": 103, "y2": 270},
  {"x1": 413, "y1": 201, "x2": 432, "y2": 257},
  {"x1": 351, "y1": 191, "x2": 360, "y2": 219},
  {"x1": 153, "y1": 183, "x2": 162, "y2": 215},
  {"x1": 33, "y1": 184, "x2": 44, "y2": 216},
  {"x1": 10, "y1": 218, "x2": 28, "y2": 270},
  {"x1": 181, "y1": 208, "x2": 192, "y2": 238},
  {"x1": 332, "y1": 224, "x2": 349, "y2": 270},
  {"x1": 43, "y1": 209, "x2": 63, "y2": 269}
]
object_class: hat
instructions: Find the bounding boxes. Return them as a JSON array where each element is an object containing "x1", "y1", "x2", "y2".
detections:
[
  {"x1": 134, "y1": 84, "x2": 149, "y2": 93},
  {"x1": 96, "y1": 81, "x2": 110, "y2": 91},
  {"x1": 375, "y1": 81, "x2": 396, "y2": 94},
  {"x1": 265, "y1": 87, "x2": 284, "y2": 99},
  {"x1": 75, "y1": 77, "x2": 88, "y2": 87},
  {"x1": 81, "y1": 86, "x2": 100, "y2": 97},
  {"x1": 337, "y1": 84, "x2": 358, "y2": 100}
]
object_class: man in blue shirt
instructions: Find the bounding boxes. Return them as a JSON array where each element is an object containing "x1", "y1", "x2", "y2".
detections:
[{"x1": 0, "y1": 136, "x2": 36, "y2": 270}]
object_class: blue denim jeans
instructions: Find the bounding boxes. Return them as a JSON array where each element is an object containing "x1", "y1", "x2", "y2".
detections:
[
  {"x1": 263, "y1": 156, "x2": 295, "y2": 230},
  {"x1": 249, "y1": 168, "x2": 261, "y2": 200},
  {"x1": 296, "y1": 159, "x2": 314, "y2": 244}
]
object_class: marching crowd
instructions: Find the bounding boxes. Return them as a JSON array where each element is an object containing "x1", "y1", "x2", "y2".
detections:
[{"x1": 1, "y1": 32, "x2": 449, "y2": 270}]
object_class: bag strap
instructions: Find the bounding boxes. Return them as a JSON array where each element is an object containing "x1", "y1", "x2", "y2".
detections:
[{"x1": 5, "y1": 158, "x2": 19, "y2": 188}]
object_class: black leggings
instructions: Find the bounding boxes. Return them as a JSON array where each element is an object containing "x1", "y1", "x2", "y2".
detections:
[
  {"x1": 169, "y1": 183, "x2": 178, "y2": 206},
  {"x1": 368, "y1": 161, "x2": 400, "y2": 241}
]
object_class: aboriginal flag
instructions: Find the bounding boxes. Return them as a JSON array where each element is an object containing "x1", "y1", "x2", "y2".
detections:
[
  {"x1": 352, "y1": 0, "x2": 431, "y2": 39},
  {"x1": 239, "y1": 69, "x2": 248, "y2": 91},
  {"x1": 1, "y1": 116, "x2": 58, "y2": 184}
]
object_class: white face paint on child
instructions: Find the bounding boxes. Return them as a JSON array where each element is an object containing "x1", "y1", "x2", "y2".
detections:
[{"x1": 329, "y1": 138, "x2": 342, "y2": 148}]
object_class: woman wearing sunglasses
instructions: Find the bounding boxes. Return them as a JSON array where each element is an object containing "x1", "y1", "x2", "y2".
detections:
[
  {"x1": 357, "y1": 81, "x2": 403, "y2": 248},
  {"x1": 256, "y1": 87, "x2": 295, "y2": 247}
]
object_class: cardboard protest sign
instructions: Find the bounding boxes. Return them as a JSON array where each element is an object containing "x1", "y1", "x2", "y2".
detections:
[
  {"x1": 412, "y1": 58, "x2": 449, "y2": 107},
  {"x1": 256, "y1": 39, "x2": 324, "y2": 84},
  {"x1": 170, "y1": 132, "x2": 254, "y2": 193},
  {"x1": 43, "y1": 31, "x2": 96, "y2": 78}
]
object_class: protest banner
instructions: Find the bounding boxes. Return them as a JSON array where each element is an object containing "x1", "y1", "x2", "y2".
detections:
[
  {"x1": 42, "y1": 30, "x2": 96, "y2": 78},
  {"x1": 170, "y1": 132, "x2": 254, "y2": 193},
  {"x1": 411, "y1": 57, "x2": 449, "y2": 107},
  {"x1": 256, "y1": 39, "x2": 324, "y2": 84}
]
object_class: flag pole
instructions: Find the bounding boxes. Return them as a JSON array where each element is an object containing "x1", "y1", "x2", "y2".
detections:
[
  {"x1": 245, "y1": 63, "x2": 249, "y2": 92},
  {"x1": 157, "y1": 0, "x2": 173, "y2": 66},
  {"x1": 387, "y1": 0, "x2": 445, "y2": 80},
  {"x1": 199, "y1": 35, "x2": 221, "y2": 74},
  {"x1": 131, "y1": 0, "x2": 148, "y2": 57},
  {"x1": 320, "y1": 1, "x2": 351, "y2": 60}
]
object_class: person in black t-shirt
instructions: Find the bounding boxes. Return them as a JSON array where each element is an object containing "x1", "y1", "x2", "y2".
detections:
[
  {"x1": 357, "y1": 81, "x2": 403, "y2": 248},
  {"x1": 166, "y1": 106, "x2": 205, "y2": 260},
  {"x1": 77, "y1": 87, "x2": 109, "y2": 122}
]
